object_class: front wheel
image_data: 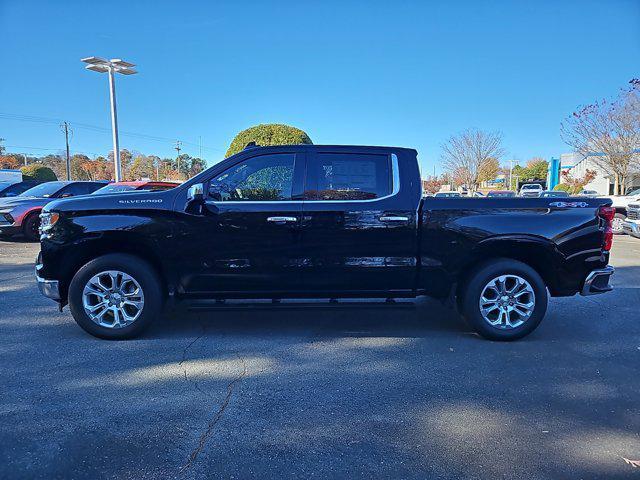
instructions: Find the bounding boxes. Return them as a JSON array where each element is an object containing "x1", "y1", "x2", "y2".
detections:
[
  {"x1": 22, "y1": 212, "x2": 41, "y2": 241},
  {"x1": 68, "y1": 254, "x2": 163, "y2": 339},
  {"x1": 460, "y1": 259, "x2": 548, "y2": 341}
]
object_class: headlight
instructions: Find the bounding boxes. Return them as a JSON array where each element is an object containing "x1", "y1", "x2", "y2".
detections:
[{"x1": 39, "y1": 212, "x2": 60, "y2": 232}]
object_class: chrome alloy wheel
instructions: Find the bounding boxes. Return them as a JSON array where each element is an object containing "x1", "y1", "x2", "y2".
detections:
[
  {"x1": 479, "y1": 275, "x2": 535, "y2": 329},
  {"x1": 82, "y1": 270, "x2": 145, "y2": 329}
]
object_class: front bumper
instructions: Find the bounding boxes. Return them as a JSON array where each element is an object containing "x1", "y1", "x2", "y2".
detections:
[
  {"x1": 622, "y1": 220, "x2": 640, "y2": 238},
  {"x1": 581, "y1": 266, "x2": 614, "y2": 296},
  {"x1": 35, "y1": 262, "x2": 60, "y2": 300},
  {"x1": 0, "y1": 224, "x2": 20, "y2": 236}
]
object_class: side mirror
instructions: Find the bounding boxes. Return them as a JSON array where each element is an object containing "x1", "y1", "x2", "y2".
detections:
[{"x1": 187, "y1": 183, "x2": 204, "y2": 202}]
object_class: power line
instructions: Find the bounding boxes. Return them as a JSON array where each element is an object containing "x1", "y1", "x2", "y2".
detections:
[{"x1": 0, "y1": 112, "x2": 222, "y2": 153}]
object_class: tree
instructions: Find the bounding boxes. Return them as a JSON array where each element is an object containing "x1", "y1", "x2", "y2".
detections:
[
  {"x1": 524, "y1": 158, "x2": 549, "y2": 180},
  {"x1": 225, "y1": 124, "x2": 313, "y2": 158},
  {"x1": 441, "y1": 129, "x2": 505, "y2": 192},
  {"x1": 0, "y1": 155, "x2": 20, "y2": 169},
  {"x1": 561, "y1": 80, "x2": 640, "y2": 195},
  {"x1": 129, "y1": 155, "x2": 156, "y2": 180},
  {"x1": 556, "y1": 169, "x2": 597, "y2": 194},
  {"x1": 422, "y1": 176, "x2": 446, "y2": 194},
  {"x1": 21, "y1": 164, "x2": 57, "y2": 182},
  {"x1": 478, "y1": 157, "x2": 500, "y2": 183}
]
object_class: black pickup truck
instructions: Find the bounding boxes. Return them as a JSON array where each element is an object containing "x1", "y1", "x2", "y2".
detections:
[{"x1": 35, "y1": 145, "x2": 615, "y2": 341}]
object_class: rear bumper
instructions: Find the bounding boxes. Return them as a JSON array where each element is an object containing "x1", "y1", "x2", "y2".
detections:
[
  {"x1": 581, "y1": 266, "x2": 614, "y2": 296},
  {"x1": 623, "y1": 220, "x2": 640, "y2": 238}
]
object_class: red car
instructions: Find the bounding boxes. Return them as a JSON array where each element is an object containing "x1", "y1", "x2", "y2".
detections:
[{"x1": 92, "y1": 181, "x2": 180, "y2": 195}]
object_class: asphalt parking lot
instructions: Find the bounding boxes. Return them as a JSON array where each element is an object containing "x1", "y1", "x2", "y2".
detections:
[{"x1": 1, "y1": 237, "x2": 639, "y2": 479}]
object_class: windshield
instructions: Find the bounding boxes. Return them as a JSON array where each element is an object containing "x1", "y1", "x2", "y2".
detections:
[
  {"x1": 627, "y1": 188, "x2": 640, "y2": 196},
  {"x1": 521, "y1": 184, "x2": 540, "y2": 190},
  {"x1": 92, "y1": 185, "x2": 138, "y2": 195},
  {"x1": 19, "y1": 182, "x2": 66, "y2": 198}
]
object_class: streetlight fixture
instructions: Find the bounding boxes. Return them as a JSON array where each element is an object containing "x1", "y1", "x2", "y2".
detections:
[{"x1": 81, "y1": 57, "x2": 137, "y2": 182}]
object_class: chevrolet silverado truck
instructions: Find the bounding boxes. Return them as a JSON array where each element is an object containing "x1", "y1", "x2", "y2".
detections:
[{"x1": 35, "y1": 145, "x2": 616, "y2": 341}]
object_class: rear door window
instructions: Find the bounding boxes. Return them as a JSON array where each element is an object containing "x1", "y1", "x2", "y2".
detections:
[{"x1": 304, "y1": 152, "x2": 392, "y2": 201}]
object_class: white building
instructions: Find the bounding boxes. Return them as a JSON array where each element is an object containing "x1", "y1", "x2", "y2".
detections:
[{"x1": 561, "y1": 152, "x2": 640, "y2": 195}]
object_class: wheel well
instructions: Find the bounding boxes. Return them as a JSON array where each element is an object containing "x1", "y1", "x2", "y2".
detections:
[
  {"x1": 455, "y1": 244, "x2": 557, "y2": 302},
  {"x1": 21, "y1": 209, "x2": 41, "y2": 227},
  {"x1": 58, "y1": 241, "x2": 168, "y2": 303}
]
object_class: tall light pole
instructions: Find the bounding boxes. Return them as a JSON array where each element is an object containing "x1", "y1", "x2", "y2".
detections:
[{"x1": 81, "y1": 57, "x2": 137, "y2": 182}]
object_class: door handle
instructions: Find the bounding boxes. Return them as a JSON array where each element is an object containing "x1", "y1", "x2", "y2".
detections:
[
  {"x1": 379, "y1": 215, "x2": 409, "y2": 222},
  {"x1": 267, "y1": 216, "x2": 298, "y2": 223}
]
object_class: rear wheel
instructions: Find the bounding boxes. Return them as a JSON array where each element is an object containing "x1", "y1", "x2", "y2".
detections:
[
  {"x1": 460, "y1": 259, "x2": 548, "y2": 341},
  {"x1": 22, "y1": 212, "x2": 41, "y2": 241},
  {"x1": 68, "y1": 254, "x2": 163, "y2": 339}
]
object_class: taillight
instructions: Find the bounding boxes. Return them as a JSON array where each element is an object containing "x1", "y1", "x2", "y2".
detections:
[{"x1": 598, "y1": 206, "x2": 615, "y2": 251}]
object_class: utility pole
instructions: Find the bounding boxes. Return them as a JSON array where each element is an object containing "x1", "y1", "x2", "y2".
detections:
[
  {"x1": 23, "y1": 154, "x2": 27, "y2": 166},
  {"x1": 508, "y1": 159, "x2": 515, "y2": 191},
  {"x1": 175, "y1": 140, "x2": 182, "y2": 179},
  {"x1": 61, "y1": 121, "x2": 71, "y2": 180}
]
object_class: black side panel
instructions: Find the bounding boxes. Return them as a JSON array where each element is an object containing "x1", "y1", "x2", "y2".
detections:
[
  {"x1": 299, "y1": 148, "x2": 421, "y2": 293},
  {"x1": 419, "y1": 197, "x2": 611, "y2": 297}
]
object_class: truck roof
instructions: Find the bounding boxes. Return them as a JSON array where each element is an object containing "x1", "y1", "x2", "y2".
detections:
[{"x1": 239, "y1": 144, "x2": 418, "y2": 154}]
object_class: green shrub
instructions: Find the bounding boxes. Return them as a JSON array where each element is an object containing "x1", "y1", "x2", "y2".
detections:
[
  {"x1": 225, "y1": 124, "x2": 312, "y2": 158},
  {"x1": 21, "y1": 164, "x2": 57, "y2": 182},
  {"x1": 553, "y1": 183, "x2": 577, "y2": 194}
]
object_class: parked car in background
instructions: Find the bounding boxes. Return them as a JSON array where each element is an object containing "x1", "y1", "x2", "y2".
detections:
[
  {"x1": 0, "y1": 181, "x2": 106, "y2": 241},
  {"x1": 487, "y1": 190, "x2": 516, "y2": 198},
  {"x1": 540, "y1": 190, "x2": 570, "y2": 198},
  {"x1": 519, "y1": 184, "x2": 543, "y2": 198},
  {"x1": 0, "y1": 181, "x2": 40, "y2": 198},
  {"x1": 623, "y1": 202, "x2": 640, "y2": 238},
  {"x1": 602, "y1": 187, "x2": 640, "y2": 234},
  {"x1": 434, "y1": 191, "x2": 461, "y2": 198},
  {"x1": 0, "y1": 169, "x2": 23, "y2": 184},
  {"x1": 92, "y1": 181, "x2": 180, "y2": 195},
  {"x1": 578, "y1": 189, "x2": 599, "y2": 198},
  {"x1": 36, "y1": 144, "x2": 615, "y2": 342}
]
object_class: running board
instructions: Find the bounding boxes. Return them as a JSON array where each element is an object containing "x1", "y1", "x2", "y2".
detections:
[{"x1": 187, "y1": 298, "x2": 416, "y2": 311}]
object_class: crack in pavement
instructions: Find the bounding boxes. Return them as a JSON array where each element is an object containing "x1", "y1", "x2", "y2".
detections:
[
  {"x1": 180, "y1": 357, "x2": 248, "y2": 474},
  {"x1": 178, "y1": 318, "x2": 208, "y2": 396}
]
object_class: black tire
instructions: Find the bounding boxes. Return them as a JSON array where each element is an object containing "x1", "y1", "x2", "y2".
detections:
[
  {"x1": 22, "y1": 212, "x2": 41, "y2": 241},
  {"x1": 612, "y1": 213, "x2": 626, "y2": 235},
  {"x1": 460, "y1": 258, "x2": 548, "y2": 341},
  {"x1": 68, "y1": 254, "x2": 163, "y2": 340}
]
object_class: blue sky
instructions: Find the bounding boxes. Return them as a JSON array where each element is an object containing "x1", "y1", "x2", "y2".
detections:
[{"x1": 1, "y1": 0, "x2": 639, "y2": 175}]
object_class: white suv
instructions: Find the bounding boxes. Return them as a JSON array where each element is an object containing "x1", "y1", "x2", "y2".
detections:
[{"x1": 519, "y1": 184, "x2": 543, "y2": 198}]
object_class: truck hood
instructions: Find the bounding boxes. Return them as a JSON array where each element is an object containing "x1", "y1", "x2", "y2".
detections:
[{"x1": 44, "y1": 190, "x2": 177, "y2": 213}]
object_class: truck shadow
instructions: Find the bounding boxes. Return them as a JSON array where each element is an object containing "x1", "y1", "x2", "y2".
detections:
[{"x1": 154, "y1": 297, "x2": 470, "y2": 340}]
